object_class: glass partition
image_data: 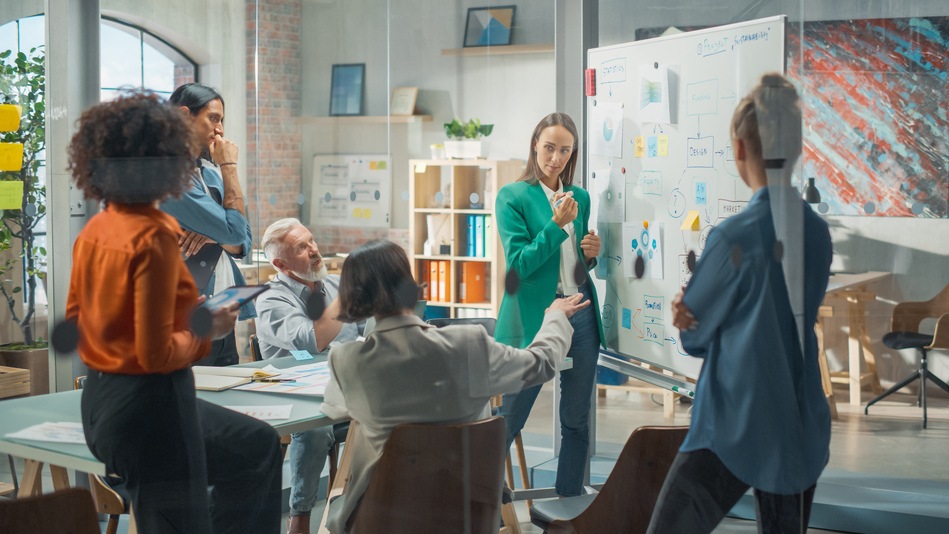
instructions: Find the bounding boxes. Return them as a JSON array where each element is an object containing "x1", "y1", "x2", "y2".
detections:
[{"x1": 3, "y1": 0, "x2": 946, "y2": 528}]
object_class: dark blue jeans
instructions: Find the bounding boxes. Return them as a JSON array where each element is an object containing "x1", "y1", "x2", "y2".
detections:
[
  {"x1": 647, "y1": 448, "x2": 817, "y2": 534},
  {"x1": 498, "y1": 283, "x2": 600, "y2": 497}
]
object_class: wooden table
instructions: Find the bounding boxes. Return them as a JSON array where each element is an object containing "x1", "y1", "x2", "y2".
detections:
[{"x1": 822, "y1": 272, "x2": 891, "y2": 406}]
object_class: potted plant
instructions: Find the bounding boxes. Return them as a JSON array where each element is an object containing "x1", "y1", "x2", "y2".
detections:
[
  {"x1": 0, "y1": 46, "x2": 49, "y2": 395},
  {"x1": 443, "y1": 118, "x2": 493, "y2": 159}
]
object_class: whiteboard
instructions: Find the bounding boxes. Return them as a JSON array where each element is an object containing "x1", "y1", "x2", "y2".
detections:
[
  {"x1": 310, "y1": 155, "x2": 391, "y2": 227},
  {"x1": 587, "y1": 16, "x2": 786, "y2": 379}
]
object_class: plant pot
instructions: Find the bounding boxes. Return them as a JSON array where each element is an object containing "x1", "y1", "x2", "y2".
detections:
[
  {"x1": 0, "y1": 346, "x2": 49, "y2": 395},
  {"x1": 444, "y1": 140, "x2": 483, "y2": 159}
]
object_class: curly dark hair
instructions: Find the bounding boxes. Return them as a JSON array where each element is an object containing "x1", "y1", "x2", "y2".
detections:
[
  {"x1": 68, "y1": 92, "x2": 198, "y2": 204},
  {"x1": 337, "y1": 239, "x2": 419, "y2": 322}
]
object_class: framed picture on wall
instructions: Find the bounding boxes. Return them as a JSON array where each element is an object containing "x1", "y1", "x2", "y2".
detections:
[
  {"x1": 463, "y1": 6, "x2": 516, "y2": 47},
  {"x1": 390, "y1": 87, "x2": 419, "y2": 116},
  {"x1": 330, "y1": 63, "x2": 366, "y2": 116}
]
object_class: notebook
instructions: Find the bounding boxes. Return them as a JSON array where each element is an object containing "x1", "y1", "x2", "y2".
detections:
[{"x1": 192, "y1": 366, "x2": 280, "y2": 391}]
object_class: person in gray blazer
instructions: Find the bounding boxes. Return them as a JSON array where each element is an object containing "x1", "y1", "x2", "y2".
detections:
[{"x1": 320, "y1": 239, "x2": 588, "y2": 533}]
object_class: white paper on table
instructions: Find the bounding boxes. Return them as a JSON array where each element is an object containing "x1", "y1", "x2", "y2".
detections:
[
  {"x1": 222, "y1": 405, "x2": 293, "y2": 421},
  {"x1": 234, "y1": 361, "x2": 332, "y2": 396},
  {"x1": 6, "y1": 422, "x2": 86, "y2": 444}
]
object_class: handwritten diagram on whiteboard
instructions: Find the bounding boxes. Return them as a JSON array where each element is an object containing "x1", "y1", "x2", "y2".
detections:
[
  {"x1": 310, "y1": 155, "x2": 391, "y2": 227},
  {"x1": 587, "y1": 16, "x2": 786, "y2": 378}
]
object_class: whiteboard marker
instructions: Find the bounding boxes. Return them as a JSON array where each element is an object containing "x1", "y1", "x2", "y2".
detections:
[
  {"x1": 554, "y1": 191, "x2": 574, "y2": 208},
  {"x1": 671, "y1": 385, "x2": 695, "y2": 398}
]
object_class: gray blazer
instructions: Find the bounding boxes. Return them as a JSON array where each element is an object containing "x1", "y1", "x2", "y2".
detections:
[{"x1": 321, "y1": 311, "x2": 573, "y2": 533}]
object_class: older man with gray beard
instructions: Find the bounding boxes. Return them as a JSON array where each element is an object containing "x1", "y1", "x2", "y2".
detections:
[{"x1": 255, "y1": 218, "x2": 363, "y2": 534}]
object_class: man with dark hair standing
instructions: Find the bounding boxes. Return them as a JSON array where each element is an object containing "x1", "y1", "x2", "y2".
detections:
[{"x1": 162, "y1": 83, "x2": 254, "y2": 366}]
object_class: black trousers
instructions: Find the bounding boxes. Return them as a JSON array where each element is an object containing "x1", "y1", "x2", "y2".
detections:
[
  {"x1": 647, "y1": 449, "x2": 817, "y2": 534},
  {"x1": 81, "y1": 368, "x2": 282, "y2": 533}
]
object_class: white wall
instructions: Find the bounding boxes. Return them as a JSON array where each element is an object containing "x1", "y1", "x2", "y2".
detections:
[{"x1": 299, "y1": 0, "x2": 557, "y2": 228}]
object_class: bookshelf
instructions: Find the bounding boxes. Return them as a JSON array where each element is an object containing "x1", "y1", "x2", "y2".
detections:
[{"x1": 408, "y1": 159, "x2": 524, "y2": 319}]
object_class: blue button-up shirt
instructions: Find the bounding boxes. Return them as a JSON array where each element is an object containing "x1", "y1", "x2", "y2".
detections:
[
  {"x1": 255, "y1": 273, "x2": 362, "y2": 359},
  {"x1": 160, "y1": 161, "x2": 255, "y2": 320},
  {"x1": 679, "y1": 187, "x2": 832, "y2": 493}
]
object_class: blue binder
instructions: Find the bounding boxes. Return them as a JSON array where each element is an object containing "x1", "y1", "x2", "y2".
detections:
[{"x1": 474, "y1": 215, "x2": 485, "y2": 257}]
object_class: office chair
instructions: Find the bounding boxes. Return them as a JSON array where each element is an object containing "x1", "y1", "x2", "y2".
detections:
[
  {"x1": 73, "y1": 376, "x2": 133, "y2": 534},
  {"x1": 249, "y1": 333, "x2": 263, "y2": 362},
  {"x1": 347, "y1": 416, "x2": 507, "y2": 534},
  {"x1": 529, "y1": 425, "x2": 688, "y2": 533},
  {"x1": 865, "y1": 283, "x2": 949, "y2": 428},
  {"x1": 0, "y1": 487, "x2": 100, "y2": 534},
  {"x1": 426, "y1": 318, "x2": 533, "y2": 505}
]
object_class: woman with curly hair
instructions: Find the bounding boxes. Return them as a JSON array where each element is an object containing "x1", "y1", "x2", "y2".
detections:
[{"x1": 66, "y1": 92, "x2": 282, "y2": 533}]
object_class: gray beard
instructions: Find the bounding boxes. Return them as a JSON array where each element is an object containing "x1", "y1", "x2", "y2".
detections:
[{"x1": 292, "y1": 263, "x2": 328, "y2": 283}]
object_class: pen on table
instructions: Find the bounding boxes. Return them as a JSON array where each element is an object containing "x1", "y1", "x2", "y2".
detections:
[{"x1": 253, "y1": 377, "x2": 295, "y2": 383}]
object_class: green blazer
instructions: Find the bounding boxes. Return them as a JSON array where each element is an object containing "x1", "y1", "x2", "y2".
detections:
[{"x1": 494, "y1": 180, "x2": 605, "y2": 349}]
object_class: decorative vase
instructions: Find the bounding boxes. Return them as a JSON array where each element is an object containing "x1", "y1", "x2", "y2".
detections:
[{"x1": 444, "y1": 140, "x2": 483, "y2": 159}]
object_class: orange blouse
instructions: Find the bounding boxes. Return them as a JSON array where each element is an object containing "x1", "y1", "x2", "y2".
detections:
[{"x1": 66, "y1": 204, "x2": 210, "y2": 374}]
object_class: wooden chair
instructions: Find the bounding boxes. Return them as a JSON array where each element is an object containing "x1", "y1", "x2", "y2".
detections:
[
  {"x1": 73, "y1": 376, "x2": 134, "y2": 534},
  {"x1": 529, "y1": 425, "x2": 689, "y2": 533},
  {"x1": 865, "y1": 283, "x2": 949, "y2": 428},
  {"x1": 0, "y1": 487, "x2": 100, "y2": 534},
  {"x1": 347, "y1": 416, "x2": 507, "y2": 534},
  {"x1": 426, "y1": 317, "x2": 531, "y2": 523}
]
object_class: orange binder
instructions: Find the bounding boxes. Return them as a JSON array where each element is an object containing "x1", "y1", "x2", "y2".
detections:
[
  {"x1": 438, "y1": 261, "x2": 450, "y2": 302},
  {"x1": 429, "y1": 260, "x2": 440, "y2": 302},
  {"x1": 420, "y1": 261, "x2": 431, "y2": 301},
  {"x1": 461, "y1": 262, "x2": 486, "y2": 303}
]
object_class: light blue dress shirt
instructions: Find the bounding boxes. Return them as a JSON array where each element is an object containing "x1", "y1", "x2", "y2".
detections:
[
  {"x1": 255, "y1": 273, "x2": 362, "y2": 359},
  {"x1": 679, "y1": 187, "x2": 832, "y2": 494}
]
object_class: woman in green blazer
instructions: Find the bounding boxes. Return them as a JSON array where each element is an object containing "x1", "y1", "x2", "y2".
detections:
[{"x1": 495, "y1": 112, "x2": 606, "y2": 497}]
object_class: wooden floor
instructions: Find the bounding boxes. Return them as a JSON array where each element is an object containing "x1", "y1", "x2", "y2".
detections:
[{"x1": 2, "y1": 380, "x2": 947, "y2": 533}]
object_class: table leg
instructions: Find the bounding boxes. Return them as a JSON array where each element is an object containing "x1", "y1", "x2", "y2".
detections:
[
  {"x1": 49, "y1": 465, "x2": 70, "y2": 491},
  {"x1": 17, "y1": 459, "x2": 44, "y2": 498}
]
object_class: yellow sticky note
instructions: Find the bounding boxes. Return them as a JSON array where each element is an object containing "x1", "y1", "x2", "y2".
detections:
[
  {"x1": 375, "y1": 160, "x2": 387, "y2": 170},
  {"x1": 353, "y1": 208, "x2": 363, "y2": 218},
  {"x1": 681, "y1": 210, "x2": 700, "y2": 231},
  {"x1": 0, "y1": 105, "x2": 21, "y2": 132},
  {"x1": 363, "y1": 208, "x2": 372, "y2": 218},
  {"x1": 657, "y1": 135, "x2": 669, "y2": 157},
  {"x1": 0, "y1": 143, "x2": 24, "y2": 172},
  {"x1": 369, "y1": 161, "x2": 378, "y2": 170},
  {"x1": 634, "y1": 136, "x2": 645, "y2": 158},
  {"x1": 0, "y1": 181, "x2": 24, "y2": 209}
]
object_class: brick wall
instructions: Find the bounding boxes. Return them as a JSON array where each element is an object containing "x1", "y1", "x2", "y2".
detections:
[
  {"x1": 173, "y1": 64, "x2": 195, "y2": 90},
  {"x1": 311, "y1": 226, "x2": 410, "y2": 255},
  {"x1": 245, "y1": 0, "x2": 303, "y2": 245}
]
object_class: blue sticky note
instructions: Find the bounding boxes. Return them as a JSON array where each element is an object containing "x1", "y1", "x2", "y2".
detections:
[
  {"x1": 290, "y1": 350, "x2": 314, "y2": 361},
  {"x1": 622, "y1": 308, "x2": 632, "y2": 329},
  {"x1": 646, "y1": 136, "x2": 658, "y2": 158},
  {"x1": 695, "y1": 182, "x2": 707, "y2": 206}
]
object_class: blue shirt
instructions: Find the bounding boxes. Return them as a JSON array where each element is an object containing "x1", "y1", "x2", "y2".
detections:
[
  {"x1": 160, "y1": 161, "x2": 255, "y2": 320},
  {"x1": 255, "y1": 273, "x2": 362, "y2": 359},
  {"x1": 679, "y1": 187, "x2": 832, "y2": 493}
]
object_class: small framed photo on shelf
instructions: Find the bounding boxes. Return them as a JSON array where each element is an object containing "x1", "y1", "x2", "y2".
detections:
[
  {"x1": 464, "y1": 5, "x2": 516, "y2": 47},
  {"x1": 329, "y1": 63, "x2": 366, "y2": 116},
  {"x1": 390, "y1": 87, "x2": 419, "y2": 116}
]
